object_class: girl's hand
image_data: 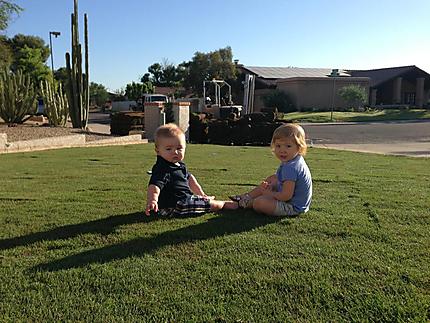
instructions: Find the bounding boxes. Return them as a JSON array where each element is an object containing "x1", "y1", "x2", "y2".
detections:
[
  {"x1": 259, "y1": 181, "x2": 270, "y2": 190},
  {"x1": 202, "y1": 195, "x2": 215, "y2": 200},
  {"x1": 265, "y1": 174, "x2": 277, "y2": 186}
]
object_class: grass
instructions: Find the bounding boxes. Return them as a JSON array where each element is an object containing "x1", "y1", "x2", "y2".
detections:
[
  {"x1": 0, "y1": 144, "x2": 429, "y2": 321},
  {"x1": 283, "y1": 109, "x2": 430, "y2": 123}
]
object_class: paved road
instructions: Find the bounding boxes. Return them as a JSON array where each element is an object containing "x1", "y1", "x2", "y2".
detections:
[
  {"x1": 303, "y1": 120, "x2": 430, "y2": 157},
  {"x1": 87, "y1": 112, "x2": 430, "y2": 157}
]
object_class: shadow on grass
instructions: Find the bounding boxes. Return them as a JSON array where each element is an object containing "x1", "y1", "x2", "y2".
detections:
[
  {"x1": 32, "y1": 212, "x2": 280, "y2": 272},
  {"x1": 0, "y1": 212, "x2": 151, "y2": 251}
]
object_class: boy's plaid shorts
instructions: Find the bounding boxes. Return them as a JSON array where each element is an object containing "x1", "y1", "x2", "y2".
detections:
[{"x1": 159, "y1": 195, "x2": 211, "y2": 217}]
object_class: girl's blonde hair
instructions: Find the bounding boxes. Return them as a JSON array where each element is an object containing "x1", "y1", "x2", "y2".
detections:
[
  {"x1": 154, "y1": 123, "x2": 185, "y2": 147},
  {"x1": 271, "y1": 123, "x2": 307, "y2": 155}
]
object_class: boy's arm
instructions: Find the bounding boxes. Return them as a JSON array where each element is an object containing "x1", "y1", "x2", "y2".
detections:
[
  {"x1": 145, "y1": 184, "x2": 160, "y2": 215},
  {"x1": 188, "y1": 174, "x2": 205, "y2": 195},
  {"x1": 188, "y1": 174, "x2": 211, "y2": 197}
]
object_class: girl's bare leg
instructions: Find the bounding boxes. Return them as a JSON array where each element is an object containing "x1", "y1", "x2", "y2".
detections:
[
  {"x1": 252, "y1": 196, "x2": 277, "y2": 215},
  {"x1": 210, "y1": 200, "x2": 239, "y2": 211}
]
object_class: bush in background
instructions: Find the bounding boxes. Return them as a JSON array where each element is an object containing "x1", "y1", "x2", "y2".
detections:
[
  {"x1": 338, "y1": 84, "x2": 367, "y2": 111},
  {"x1": 262, "y1": 90, "x2": 296, "y2": 113}
]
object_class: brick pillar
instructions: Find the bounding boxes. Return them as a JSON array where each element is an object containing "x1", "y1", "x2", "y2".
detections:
[
  {"x1": 144, "y1": 102, "x2": 165, "y2": 141},
  {"x1": 370, "y1": 88, "x2": 377, "y2": 107},
  {"x1": 172, "y1": 101, "x2": 190, "y2": 140},
  {"x1": 0, "y1": 133, "x2": 7, "y2": 152},
  {"x1": 393, "y1": 77, "x2": 402, "y2": 104},
  {"x1": 416, "y1": 77, "x2": 425, "y2": 107}
]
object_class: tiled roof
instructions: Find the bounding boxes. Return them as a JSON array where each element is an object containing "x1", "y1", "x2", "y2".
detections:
[{"x1": 241, "y1": 66, "x2": 350, "y2": 79}]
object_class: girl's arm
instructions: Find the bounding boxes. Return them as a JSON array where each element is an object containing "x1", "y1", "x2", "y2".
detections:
[
  {"x1": 263, "y1": 180, "x2": 295, "y2": 202},
  {"x1": 264, "y1": 174, "x2": 278, "y2": 186},
  {"x1": 145, "y1": 184, "x2": 160, "y2": 215}
]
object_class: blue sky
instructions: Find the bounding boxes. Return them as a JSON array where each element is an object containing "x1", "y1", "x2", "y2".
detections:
[{"x1": 5, "y1": 0, "x2": 430, "y2": 91}]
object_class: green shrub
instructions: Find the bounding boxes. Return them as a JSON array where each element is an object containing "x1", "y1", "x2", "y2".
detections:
[
  {"x1": 338, "y1": 84, "x2": 367, "y2": 110},
  {"x1": 262, "y1": 90, "x2": 295, "y2": 113}
]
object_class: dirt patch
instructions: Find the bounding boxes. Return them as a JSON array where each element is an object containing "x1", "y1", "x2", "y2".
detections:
[{"x1": 0, "y1": 124, "x2": 114, "y2": 142}]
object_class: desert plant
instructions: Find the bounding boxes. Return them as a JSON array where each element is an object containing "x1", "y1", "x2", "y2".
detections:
[
  {"x1": 262, "y1": 89, "x2": 295, "y2": 113},
  {"x1": 40, "y1": 80, "x2": 69, "y2": 126},
  {"x1": 65, "y1": 0, "x2": 89, "y2": 129},
  {"x1": 0, "y1": 68, "x2": 36, "y2": 125}
]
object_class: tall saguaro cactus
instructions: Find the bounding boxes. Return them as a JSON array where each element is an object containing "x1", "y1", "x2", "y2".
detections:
[{"x1": 65, "y1": 0, "x2": 89, "y2": 129}]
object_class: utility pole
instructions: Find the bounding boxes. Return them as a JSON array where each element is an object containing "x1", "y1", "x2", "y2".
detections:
[{"x1": 49, "y1": 31, "x2": 61, "y2": 77}]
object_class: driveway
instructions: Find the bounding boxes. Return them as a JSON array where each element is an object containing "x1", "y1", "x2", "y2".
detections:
[{"x1": 302, "y1": 120, "x2": 430, "y2": 157}]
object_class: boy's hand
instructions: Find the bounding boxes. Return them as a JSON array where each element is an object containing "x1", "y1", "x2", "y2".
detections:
[
  {"x1": 202, "y1": 194, "x2": 215, "y2": 200},
  {"x1": 145, "y1": 200, "x2": 158, "y2": 216}
]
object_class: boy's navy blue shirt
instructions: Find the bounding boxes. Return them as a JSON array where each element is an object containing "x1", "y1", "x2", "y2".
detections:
[{"x1": 149, "y1": 155, "x2": 193, "y2": 208}]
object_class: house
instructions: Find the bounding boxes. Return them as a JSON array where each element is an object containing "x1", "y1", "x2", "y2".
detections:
[
  {"x1": 348, "y1": 65, "x2": 430, "y2": 107},
  {"x1": 238, "y1": 65, "x2": 430, "y2": 112}
]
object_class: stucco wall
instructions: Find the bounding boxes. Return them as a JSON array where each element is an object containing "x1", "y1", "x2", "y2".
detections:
[{"x1": 275, "y1": 77, "x2": 369, "y2": 111}]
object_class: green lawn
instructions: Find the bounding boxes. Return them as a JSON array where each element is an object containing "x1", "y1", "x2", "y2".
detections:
[
  {"x1": 283, "y1": 109, "x2": 430, "y2": 123},
  {"x1": 0, "y1": 144, "x2": 429, "y2": 321}
]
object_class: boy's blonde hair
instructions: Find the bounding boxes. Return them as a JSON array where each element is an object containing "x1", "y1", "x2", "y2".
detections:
[
  {"x1": 271, "y1": 123, "x2": 307, "y2": 155},
  {"x1": 154, "y1": 123, "x2": 185, "y2": 147}
]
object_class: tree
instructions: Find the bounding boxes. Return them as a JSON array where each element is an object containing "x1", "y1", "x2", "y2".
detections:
[
  {"x1": 183, "y1": 46, "x2": 237, "y2": 96},
  {"x1": 160, "y1": 62, "x2": 178, "y2": 87},
  {"x1": 8, "y1": 34, "x2": 50, "y2": 62},
  {"x1": 148, "y1": 63, "x2": 163, "y2": 85},
  {"x1": 139, "y1": 73, "x2": 154, "y2": 94},
  {"x1": 140, "y1": 73, "x2": 151, "y2": 83},
  {"x1": 89, "y1": 82, "x2": 109, "y2": 107},
  {"x1": 14, "y1": 45, "x2": 51, "y2": 84},
  {"x1": 338, "y1": 84, "x2": 368, "y2": 110},
  {"x1": 6, "y1": 34, "x2": 51, "y2": 84},
  {"x1": 125, "y1": 81, "x2": 144, "y2": 101},
  {"x1": 144, "y1": 46, "x2": 238, "y2": 97},
  {"x1": 125, "y1": 81, "x2": 153, "y2": 101},
  {"x1": 0, "y1": 35, "x2": 12, "y2": 70},
  {"x1": 0, "y1": 0, "x2": 22, "y2": 31},
  {"x1": 146, "y1": 60, "x2": 181, "y2": 87},
  {"x1": 54, "y1": 67, "x2": 69, "y2": 87}
]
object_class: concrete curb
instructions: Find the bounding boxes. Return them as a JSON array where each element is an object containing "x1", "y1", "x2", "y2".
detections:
[
  {"x1": 84, "y1": 134, "x2": 148, "y2": 147},
  {"x1": 312, "y1": 142, "x2": 430, "y2": 158},
  {"x1": 0, "y1": 133, "x2": 148, "y2": 154}
]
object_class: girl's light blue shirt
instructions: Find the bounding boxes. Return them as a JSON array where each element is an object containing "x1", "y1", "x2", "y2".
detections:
[{"x1": 276, "y1": 154, "x2": 312, "y2": 213}]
